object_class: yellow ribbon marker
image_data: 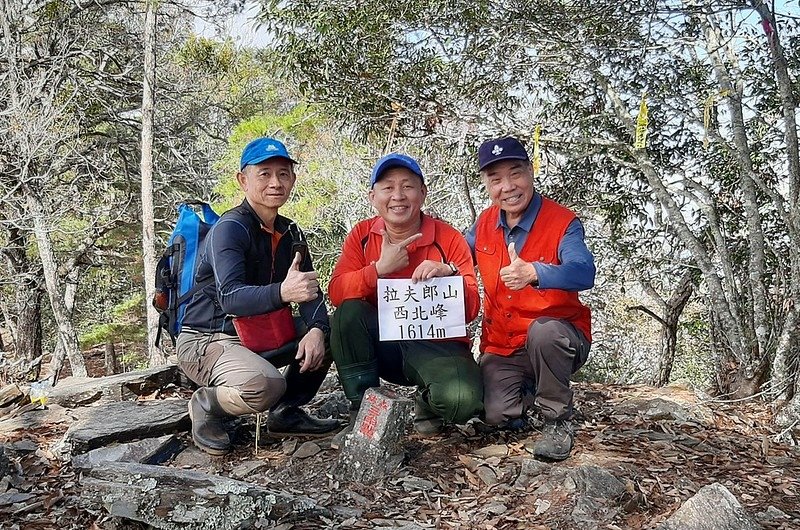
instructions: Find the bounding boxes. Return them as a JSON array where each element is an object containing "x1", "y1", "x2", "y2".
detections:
[
  {"x1": 384, "y1": 102, "x2": 402, "y2": 154},
  {"x1": 703, "y1": 89, "x2": 730, "y2": 149},
  {"x1": 532, "y1": 125, "x2": 542, "y2": 176},
  {"x1": 634, "y1": 93, "x2": 649, "y2": 150}
]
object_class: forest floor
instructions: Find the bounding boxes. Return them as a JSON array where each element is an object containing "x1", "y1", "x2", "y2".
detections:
[{"x1": 1, "y1": 348, "x2": 799, "y2": 529}]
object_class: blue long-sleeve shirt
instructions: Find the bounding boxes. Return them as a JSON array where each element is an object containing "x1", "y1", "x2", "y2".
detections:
[{"x1": 465, "y1": 193, "x2": 595, "y2": 291}]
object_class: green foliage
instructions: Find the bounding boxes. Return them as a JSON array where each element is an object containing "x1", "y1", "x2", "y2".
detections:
[
  {"x1": 79, "y1": 323, "x2": 145, "y2": 349},
  {"x1": 79, "y1": 294, "x2": 146, "y2": 349},
  {"x1": 175, "y1": 35, "x2": 237, "y2": 74}
]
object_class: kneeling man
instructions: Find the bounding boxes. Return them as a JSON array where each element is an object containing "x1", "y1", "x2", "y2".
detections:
[
  {"x1": 467, "y1": 137, "x2": 595, "y2": 461},
  {"x1": 328, "y1": 153, "x2": 483, "y2": 439}
]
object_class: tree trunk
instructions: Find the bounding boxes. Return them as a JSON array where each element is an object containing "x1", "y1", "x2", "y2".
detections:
[
  {"x1": 24, "y1": 187, "x2": 87, "y2": 379},
  {"x1": 2, "y1": 226, "x2": 44, "y2": 364},
  {"x1": 14, "y1": 282, "x2": 43, "y2": 366},
  {"x1": 653, "y1": 269, "x2": 697, "y2": 387},
  {"x1": 141, "y1": 0, "x2": 165, "y2": 367},
  {"x1": 749, "y1": 0, "x2": 800, "y2": 403},
  {"x1": 105, "y1": 340, "x2": 120, "y2": 375},
  {"x1": 51, "y1": 266, "x2": 82, "y2": 376}
]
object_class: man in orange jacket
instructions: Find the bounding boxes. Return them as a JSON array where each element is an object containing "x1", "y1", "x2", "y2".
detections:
[
  {"x1": 466, "y1": 137, "x2": 595, "y2": 461},
  {"x1": 328, "y1": 153, "x2": 483, "y2": 441}
]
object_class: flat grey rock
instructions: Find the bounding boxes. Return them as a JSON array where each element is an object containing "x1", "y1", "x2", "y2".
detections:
[
  {"x1": 173, "y1": 445, "x2": 214, "y2": 468},
  {"x1": 0, "y1": 403, "x2": 77, "y2": 435},
  {"x1": 71, "y1": 434, "x2": 182, "y2": 469},
  {"x1": 56, "y1": 399, "x2": 189, "y2": 459},
  {"x1": 556, "y1": 465, "x2": 626, "y2": 499},
  {"x1": 0, "y1": 384, "x2": 23, "y2": 408},
  {"x1": 472, "y1": 444, "x2": 508, "y2": 459},
  {"x1": 656, "y1": 483, "x2": 760, "y2": 530},
  {"x1": 293, "y1": 441, "x2": 321, "y2": 458},
  {"x1": 229, "y1": 459, "x2": 269, "y2": 480},
  {"x1": 616, "y1": 396, "x2": 712, "y2": 425},
  {"x1": 80, "y1": 461, "x2": 326, "y2": 529},
  {"x1": 49, "y1": 365, "x2": 178, "y2": 407}
]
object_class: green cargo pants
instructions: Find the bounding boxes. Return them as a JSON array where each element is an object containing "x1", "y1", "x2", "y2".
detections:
[{"x1": 330, "y1": 299, "x2": 483, "y2": 425}]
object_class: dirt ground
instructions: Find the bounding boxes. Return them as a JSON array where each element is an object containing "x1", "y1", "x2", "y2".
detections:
[{"x1": 1, "y1": 350, "x2": 799, "y2": 529}]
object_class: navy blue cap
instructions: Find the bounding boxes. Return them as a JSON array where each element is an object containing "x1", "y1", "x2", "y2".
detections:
[
  {"x1": 370, "y1": 153, "x2": 424, "y2": 188},
  {"x1": 240, "y1": 137, "x2": 298, "y2": 170},
  {"x1": 478, "y1": 137, "x2": 529, "y2": 171}
]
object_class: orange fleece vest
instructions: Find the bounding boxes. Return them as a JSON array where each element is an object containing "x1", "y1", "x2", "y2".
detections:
[{"x1": 474, "y1": 198, "x2": 592, "y2": 356}]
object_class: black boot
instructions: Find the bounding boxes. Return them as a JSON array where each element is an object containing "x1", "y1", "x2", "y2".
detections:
[
  {"x1": 267, "y1": 404, "x2": 341, "y2": 437},
  {"x1": 188, "y1": 387, "x2": 231, "y2": 456},
  {"x1": 331, "y1": 410, "x2": 358, "y2": 449},
  {"x1": 414, "y1": 394, "x2": 444, "y2": 436}
]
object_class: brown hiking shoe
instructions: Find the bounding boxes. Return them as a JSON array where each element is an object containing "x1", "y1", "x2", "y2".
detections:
[{"x1": 532, "y1": 420, "x2": 574, "y2": 461}]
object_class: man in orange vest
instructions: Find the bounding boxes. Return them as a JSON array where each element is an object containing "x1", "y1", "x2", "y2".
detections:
[{"x1": 466, "y1": 137, "x2": 595, "y2": 461}]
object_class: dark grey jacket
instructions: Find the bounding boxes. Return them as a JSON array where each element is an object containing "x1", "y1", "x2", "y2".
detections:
[{"x1": 181, "y1": 199, "x2": 328, "y2": 335}]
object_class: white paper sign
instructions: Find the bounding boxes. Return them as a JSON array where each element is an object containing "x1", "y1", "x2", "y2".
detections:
[{"x1": 377, "y1": 276, "x2": 466, "y2": 341}]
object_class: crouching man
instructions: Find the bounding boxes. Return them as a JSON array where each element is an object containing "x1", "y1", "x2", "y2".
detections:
[
  {"x1": 177, "y1": 137, "x2": 339, "y2": 455},
  {"x1": 468, "y1": 137, "x2": 595, "y2": 461}
]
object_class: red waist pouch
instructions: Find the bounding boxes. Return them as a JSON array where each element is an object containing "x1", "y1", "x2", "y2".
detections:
[{"x1": 232, "y1": 307, "x2": 297, "y2": 352}]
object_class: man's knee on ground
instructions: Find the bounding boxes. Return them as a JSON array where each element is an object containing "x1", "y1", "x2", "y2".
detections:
[
  {"x1": 527, "y1": 317, "x2": 564, "y2": 349},
  {"x1": 240, "y1": 374, "x2": 287, "y2": 413},
  {"x1": 428, "y1": 382, "x2": 483, "y2": 425},
  {"x1": 482, "y1": 399, "x2": 510, "y2": 426}
]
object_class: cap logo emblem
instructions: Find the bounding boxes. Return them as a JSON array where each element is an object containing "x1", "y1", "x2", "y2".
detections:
[
  {"x1": 492, "y1": 145, "x2": 503, "y2": 156},
  {"x1": 265, "y1": 144, "x2": 279, "y2": 152}
]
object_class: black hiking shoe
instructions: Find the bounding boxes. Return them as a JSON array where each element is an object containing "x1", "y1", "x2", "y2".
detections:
[
  {"x1": 267, "y1": 405, "x2": 341, "y2": 437},
  {"x1": 533, "y1": 420, "x2": 574, "y2": 461}
]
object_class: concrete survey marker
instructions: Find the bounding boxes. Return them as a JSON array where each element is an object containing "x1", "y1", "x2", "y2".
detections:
[{"x1": 337, "y1": 387, "x2": 412, "y2": 483}]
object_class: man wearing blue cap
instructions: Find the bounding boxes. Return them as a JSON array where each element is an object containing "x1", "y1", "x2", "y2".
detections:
[
  {"x1": 177, "y1": 137, "x2": 339, "y2": 455},
  {"x1": 327, "y1": 153, "x2": 483, "y2": 444},
  {"x1": 467, "y1": 136, "x2": 595, "y2": 461}
]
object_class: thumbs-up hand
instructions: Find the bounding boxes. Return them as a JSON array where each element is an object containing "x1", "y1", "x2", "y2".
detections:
[
  {"x1": 499, "y1": 242, "x2": 538, "y2": 291},
  {"x1": 375, "y1": 230, "x2": 423, "y2": 277},
  {"x1": 280, "y1": 251, "x2": 320, "y2": 302}
]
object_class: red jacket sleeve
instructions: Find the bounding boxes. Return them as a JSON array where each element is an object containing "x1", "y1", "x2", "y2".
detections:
[
  {"x1": 441, "y1": 223, "x2": 480, "y2": 323},
  {"x1": 327, "y1": 221, "x2": 379, "y2": 307}
]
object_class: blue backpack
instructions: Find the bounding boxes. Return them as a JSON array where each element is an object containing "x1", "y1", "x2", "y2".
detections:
[{"x1": 152, "y1": 202, "x2": 220, "y2": 346}]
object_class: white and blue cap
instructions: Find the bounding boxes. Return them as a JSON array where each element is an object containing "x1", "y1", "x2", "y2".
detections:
[
  {"x1": 370, "y1": 153, "x2": 424, "y2": 188},
  {"x1": 240, "y1": 137, "x2": 298, "y2": 170}
]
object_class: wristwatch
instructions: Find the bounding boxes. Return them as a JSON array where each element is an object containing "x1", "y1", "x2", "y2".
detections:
[{"x1": 447, "y1": 262, "x2": 458, "y2": 275}]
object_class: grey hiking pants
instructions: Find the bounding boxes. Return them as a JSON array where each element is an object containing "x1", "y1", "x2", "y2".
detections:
[
  {"x1": 480, "y1": 317, "x2": 590, "y2": 423},
  {"x1": 176, "y1": 318, "x2": 332, "y2": 417}
]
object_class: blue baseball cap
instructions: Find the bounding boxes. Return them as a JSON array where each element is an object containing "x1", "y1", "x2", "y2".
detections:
[
  {"x1": 240, "y1": 137, "x2": 298, "y2": 170},
  {"x1": 478, "y1": 137, "x2": 530, "y2": 171},
  {"x1": 370, "y1": 153, "x2": 424, "y2": 188}
]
